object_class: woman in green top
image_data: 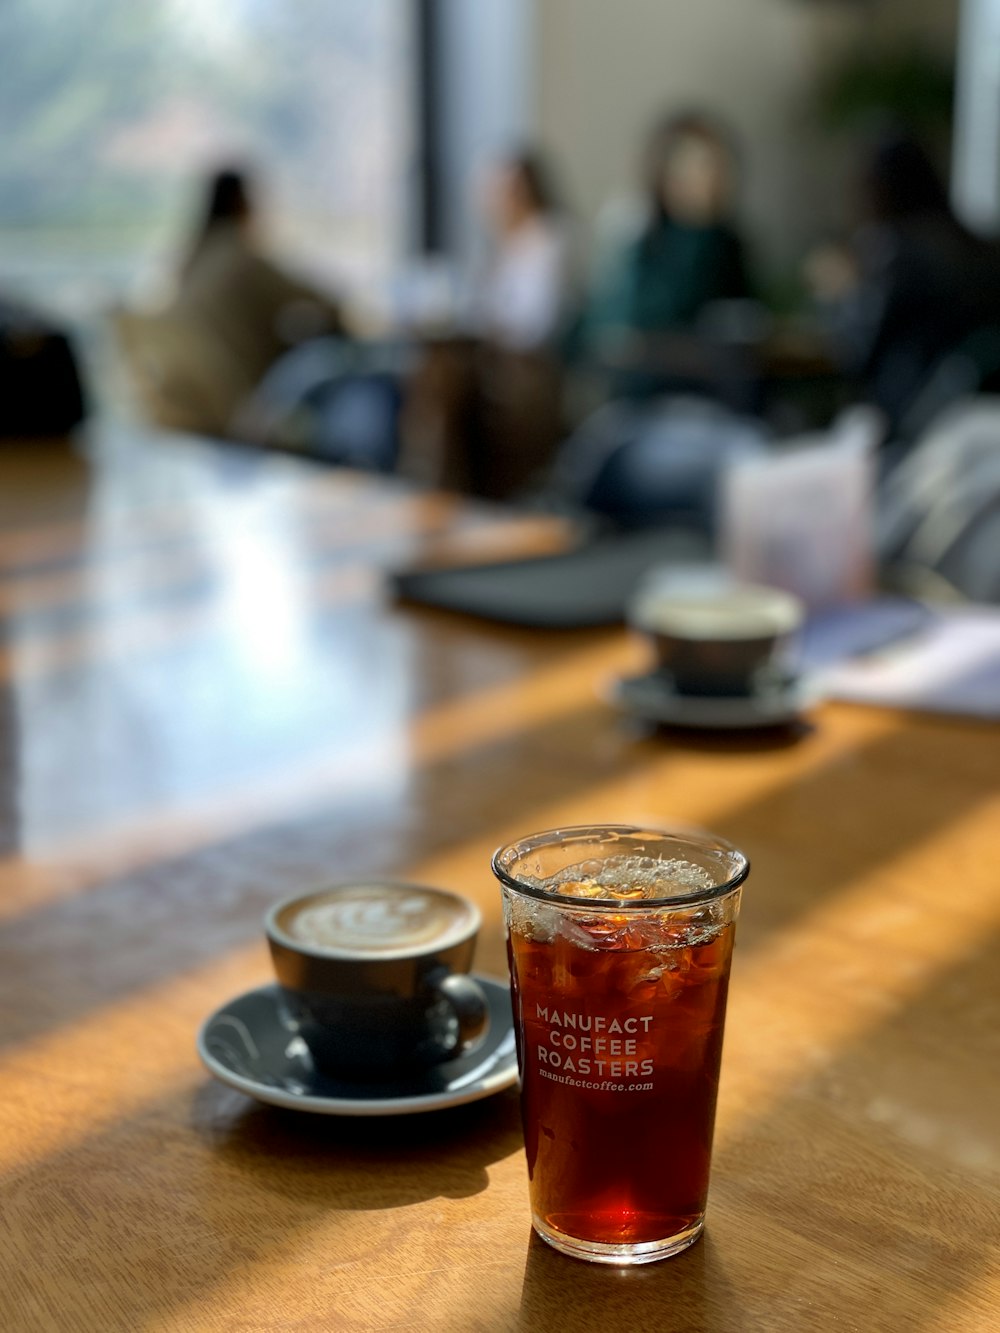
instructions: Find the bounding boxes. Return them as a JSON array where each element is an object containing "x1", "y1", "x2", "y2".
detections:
[{"x1": 585, "y1": 111, "x2": 750, "y2": 347}]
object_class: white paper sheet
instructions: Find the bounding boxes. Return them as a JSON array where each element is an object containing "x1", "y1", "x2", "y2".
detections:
[{"x1": 816, "y1": 608, "x2": 1000, "y2": 718}]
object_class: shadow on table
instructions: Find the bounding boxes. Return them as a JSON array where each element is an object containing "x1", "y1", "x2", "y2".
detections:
[
  {"x1": 520, "y1": 929, "x2": 1000, "y2": 1333},
  {"x1": 704, "y1": 928, "x2": 1000, "y2": 1333},
  {"x1": 516, "y1": 1231, "x2": 753, "y2": 1332},
  {"x1": 618, "y1": 714, "x2": 816, "y2": 752},
  {"x1": 190, "y1": 1080, "x2": 524, "y2": 1209},
  {"x1": 2, "y1": 713, "x2": 991, "y2": 1061},
  {"x1": 4, "y1": 933, "x2": 997, "y2": 1330}
]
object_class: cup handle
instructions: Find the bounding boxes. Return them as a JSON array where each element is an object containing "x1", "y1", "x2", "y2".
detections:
[{"x1": 434, "y1": 973, "x2": 490, "y2": 1057}]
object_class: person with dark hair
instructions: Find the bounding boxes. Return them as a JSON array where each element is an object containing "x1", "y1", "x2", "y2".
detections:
[
  {"x1": 861, "y1": 133, "x2": 951, "y2": 222},
  {"x1": 474, "y1": 150, "x2": 573, "y2": 350},
  {"x1": 125, "y1": 165, "x2": 345, "y2": 438},
  {"x1": 181, "y1": 167, "x2": 253, "y2": 275},
  {"x1": 808, "y1": 130, "x2": 1000, "y2": 433},
  {"x1": 399, "y1": 147, "x2": 571, "y2": 498},
  {"x1": 584, "y1": 111, "x2": 750, "y2": 345}
]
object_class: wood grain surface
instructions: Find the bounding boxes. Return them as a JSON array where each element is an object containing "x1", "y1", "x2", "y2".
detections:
[{"x1": 1, "y1": 429, "x2": 998, "y2": 1333}]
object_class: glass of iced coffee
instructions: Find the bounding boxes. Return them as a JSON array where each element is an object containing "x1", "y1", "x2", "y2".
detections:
[{"x1": 493, "y1": 823, "x2": 748, "y2": 1265}]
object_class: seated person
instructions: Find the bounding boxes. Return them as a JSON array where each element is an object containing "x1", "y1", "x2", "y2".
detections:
[
  {"x1": 400, "y1": 150, "x2": 572, "y2": 499},
  {"x1": 124, "y1": 166, "x2": 345, "y2": 438},
  {"x1": 806, "y1": 131, "x2": 1000, "y2": 435},
  {"x1": 471, "y1": 150, "x2": 574, "y2": 351},
  {"x1": 582, "y1": 111, "x2": 750, "y2": 354}
]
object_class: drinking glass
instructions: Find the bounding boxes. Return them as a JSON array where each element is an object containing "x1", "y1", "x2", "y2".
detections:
[{"x1": 493, "y1": 823, "x2": 748, "y2": 1265}]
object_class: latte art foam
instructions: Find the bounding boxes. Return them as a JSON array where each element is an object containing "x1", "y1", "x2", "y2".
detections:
[{"x1": 278, "y1": 885, "x2": 474, "y2": 955}]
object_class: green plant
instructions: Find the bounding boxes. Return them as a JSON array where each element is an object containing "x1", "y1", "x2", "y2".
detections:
[{"x1": 816, "y1": 43, "x2": 954, "y2": 134}]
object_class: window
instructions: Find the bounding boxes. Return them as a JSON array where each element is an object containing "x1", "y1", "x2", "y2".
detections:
[{"x1": 0, "y1": 0, "x2": 413, "y2": 316}]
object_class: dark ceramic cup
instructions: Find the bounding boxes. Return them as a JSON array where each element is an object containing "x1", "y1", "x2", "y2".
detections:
[
  {"x1": 629, "y1": 570, "x2": 804, "y2": 698},
  {"x1": 265, "y1": 882, "x2": 490, "y2": 1079}
]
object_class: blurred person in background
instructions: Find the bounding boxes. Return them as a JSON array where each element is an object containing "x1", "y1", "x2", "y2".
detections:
[
  {"x1": 120, "y1": 166, "x2": 345, "y2": 438},
  {"x1": 806, "y1": 131, "x2": 1000, "y2": 438},
  {"x1": 582, "y1": 111, "x2": 750, "y2": 352},
  {"x1": 400, "y1": 149, "x2": 572, "y2": 499},
  {"x1": 471, "y1": 149, "x2": 574, "y2": 352}
]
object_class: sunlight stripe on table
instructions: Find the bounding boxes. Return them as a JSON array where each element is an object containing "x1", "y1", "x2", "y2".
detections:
[
  {"x1": 0, "y1": 538, "x2": 397, "y2": 681},
  {"x1": 397, "y1": 732, "x2": 1000, "y2": 1153},
  {"x1": 0, "y1": 763, "x2": 991, "y2": 1190},
  {"x1": 0, "y1": 476, "x2": 453, "y2": 575},
  {"x1": 0, "y1": 634, "x2": 643, "y2": 920},
  {"x1": 923, "y1": 1262, "x2": 1000, "y2": 1333},
  {"x1": 389, "y1": 707, "x2": 906, "y2": 913},
  {"x1": 0, "y1": 690, "x2": 899, "y2": 929},
  {"x1": 0, "y1": 490, "x2": 449, "y2": 590},
  {"x1": 0, "y1": 547, "x2": 210, "y2": 618},
  {"x1": 0, "y1": 464, "x2": 567, "y2": 589},
  {"x1": 714, "y1": 795, "x2": 1000, "y2": 1144},
  {"x1": 0, "y1": 508, "x2": 566, "y2": 625},
  {"x1": 0, "y1": 944, "x2": 265, "y2": 1173},
  {"x1": 0, "y1": 511, "x2": 568, "y2": 689}
]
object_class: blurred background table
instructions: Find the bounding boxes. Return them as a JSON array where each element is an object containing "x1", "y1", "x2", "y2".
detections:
[
  {"x1": 583, "y1": 322, "x2": 842, "y2": 422},
  {"x1": 2, "y1": 428, "x2": 998, "y2": 1332}
]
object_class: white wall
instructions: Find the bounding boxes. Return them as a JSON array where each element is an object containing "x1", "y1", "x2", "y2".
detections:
[{"x1": 534, "y1": 0, "x2": 959, "y2": 274}]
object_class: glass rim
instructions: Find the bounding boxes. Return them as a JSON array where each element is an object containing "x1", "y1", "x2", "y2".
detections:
[{"x1": 491, "y1": 822, "x2": 749, "y2": 910}]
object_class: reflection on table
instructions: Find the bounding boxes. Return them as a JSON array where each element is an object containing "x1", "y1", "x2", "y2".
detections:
[{"x1": 1, "y1": 425, "x2": 997, "y2": 1332}]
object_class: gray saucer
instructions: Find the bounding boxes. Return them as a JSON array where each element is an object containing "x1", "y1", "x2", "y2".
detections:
[
  {"x1": 197, "y1": 976, "x2": 518, "y2": 1116},
  {"x1": 610, "y1": 670, "x2": 817, "y2": 730}
]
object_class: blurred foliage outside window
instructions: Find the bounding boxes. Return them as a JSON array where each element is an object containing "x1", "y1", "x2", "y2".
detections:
[
  {"x1": 816, "y1": 42, "x2": 955, "y2": 137},
  {"x1": 0, "y1": 0, "x2": 411, "y2": 316}
]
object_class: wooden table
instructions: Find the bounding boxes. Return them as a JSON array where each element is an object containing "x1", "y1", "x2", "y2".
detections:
[
  {"x1": 584, "y1": 323, "x2": 841, "y2": 421},
  {"x1": 2, "y1": 429, "x2": 998, "y2": 1332}
]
